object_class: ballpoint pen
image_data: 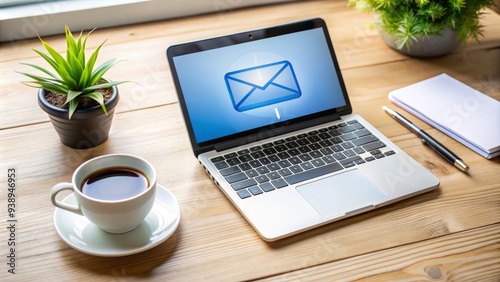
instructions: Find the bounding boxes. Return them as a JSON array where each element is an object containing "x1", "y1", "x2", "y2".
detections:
[{"x1": 382, "y1": 106, "x2": 469, "y2": 172}]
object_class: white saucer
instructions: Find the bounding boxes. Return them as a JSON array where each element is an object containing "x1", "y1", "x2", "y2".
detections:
[{"x1": 53, "y1": 184, "x2": 180, "y2": 257}]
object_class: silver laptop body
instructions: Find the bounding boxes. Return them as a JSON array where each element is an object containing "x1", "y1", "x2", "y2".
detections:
[{"x1": 167, "y1": 18, "x2": 439, "y2": 241}]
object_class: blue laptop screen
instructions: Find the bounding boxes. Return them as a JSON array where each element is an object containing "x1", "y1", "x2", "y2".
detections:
[{"x1": 172, "y1": 27, "x2": 346, "y2": 144}]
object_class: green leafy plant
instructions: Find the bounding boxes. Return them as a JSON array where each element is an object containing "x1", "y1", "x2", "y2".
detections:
[
  {"x1": 19, "y1": 26, "x2": 128, "y2": 119},
  {"x1": 348, "y1": 0, "x2": 494, "y2": 49}
]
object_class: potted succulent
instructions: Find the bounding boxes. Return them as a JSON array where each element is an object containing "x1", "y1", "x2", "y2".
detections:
[
  {"x1": 348, "y1": 0, "x2": 495, "y2": 57},
  {"x1": 19, "y1": 26, "x2": 129, "y2": 149}
]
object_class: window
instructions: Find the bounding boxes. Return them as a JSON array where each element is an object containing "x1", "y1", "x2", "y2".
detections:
[{"x1": 0, "y1": 0, "x2": 295, "y2": 43}]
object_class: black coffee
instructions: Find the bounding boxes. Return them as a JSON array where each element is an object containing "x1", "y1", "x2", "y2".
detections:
[{"x1": 81, "y1": 167, "x2": 149, "y2": 201}]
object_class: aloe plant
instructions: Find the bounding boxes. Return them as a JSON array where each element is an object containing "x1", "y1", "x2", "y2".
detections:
[{"x1": 19, "y1": 26, "x2": 128, "y2": 119}]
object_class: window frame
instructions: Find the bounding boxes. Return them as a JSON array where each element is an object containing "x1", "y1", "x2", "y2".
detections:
[{"x1": 0, "y1": 0, "x2": 295, "y2": 43}]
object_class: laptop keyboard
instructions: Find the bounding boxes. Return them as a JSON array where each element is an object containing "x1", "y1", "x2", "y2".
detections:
[{"x1": 210, "y1": 119, "x2": 395, "y2": 199}]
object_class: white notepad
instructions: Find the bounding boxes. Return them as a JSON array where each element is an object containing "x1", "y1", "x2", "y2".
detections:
[{"x1": 388, "y1": 73, "x2": 500, "y2": 159}]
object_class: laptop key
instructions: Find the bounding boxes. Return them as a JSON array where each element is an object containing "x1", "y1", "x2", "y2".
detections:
[
  {"x1": 353, "y1": 147, "x2": 365, "y2": 154},
  {"x1": 310, "y1": 151, "x2": 323, "y2": 159},
  {"x1": 298, "y1": 154, "x2": 312, "y2": 162},
  {"x1": 354, "y1": 158, "x2": 366, "y2": 165},
  {"x1": 272, "y1": 179, "x2": 288, "y2": 189},
  {"x1": 309, "y1": 143, "x2": 322, "y2": 150},
  {"x1": 385, "y1": 150, "x2": 396, "y2": 156},
  {"x1": 297, "y1": 139, "x2": 310, "y2": 146},
  {"x1": 287, "y1": 149, "x2": 301, "y2": 156},
  {"x1": 343, "y1": 149, "x2": 357, "y2": 158},
  {"x1": 249, "y1": 160, "x2": 262, "y2": 168},
  {"x1": 298, "y1": 146, "x2": 312, "y2": 153},
  {"x1": 237, "y1": 149, "x2": 250, "y2": 155},
  {"x1": 318, "y1": 133, "x2": 331, "y2": 140},
  {"x1": 319, "y1": 140, "x2": 333, "y2": 147},
  {"x1": 278, "y1": 168, "x2": 293, "y2": 177},
  {"x1": 274, "y1": 139, "x2": 286, "y2": 145},
  {"x1": 220, "y1": 166, "x2": 240, "y2": 176},
  {"x1": 340, "y1": 125, "x2": 356, "y2": 133},
  {"x1": 215, "y1": 161, "x2": 229, "y2": 170},
  {"x1": 351, "y1": 134, "x2": 378, "y2": 146},
  {"x1": 211, "y1": 156, "x2": 225, "y2": 163},
  {"x1": 331, "y1": 145, "x2": 343, "y2": 152},
  {"x1": 320, "y1": 147, "x2": 333, "y2": 155},
  {"x1": 341, "y1": 142, "x2": 354, "y2": 149},
  {"x1": 255, "y1": 175, "x2": 270, "y2": 183},
  {"x1": 329, "y1": 129, "x2": 342, "y2": 136},
  {"x1": 277, "y1": 152, "x2": 291, "y2": 159},
  {"x1": 237, "y1": 189, "x2": 251, "y2": 199},
  {"x1": 259, "y1": 157, "x2": 271, "y2": 165},
  {"x1": 365, "y1": 156, "x2": 376, "y2": 162},
  {"x1": 231, "y1": 179, "x2": 257, "y2": 191},
  {"x1": 256, "y1": 166, "x2": 270, "y2": 174},
  {"x1": 240, "y1": 154, "x2": 254, "y2": 163},
  {"x1": 322, "y1": 155, "x2": 336, "y2": 163},
  {"x1": 250, "y1": 151, "x2": 266, "y2": 159},
  {"x1": 249, "y1": 186, "x2": 263, "y2": 195},
  {"x1": 312, "y1": 159, "x2": 326, "y2": 167},
  {"x1": 289, "y1": 156, "x2": 302, "y2": 164},
  {"x1": 300, "y1": 162, "x2": 314, "y2": 170},
  {"x1": 339, "y1": 155, "x2": 362, "y2": 166},
  {"x1": 263, "y1": 148, "x2": 277, "y2": 155},
  {"x1": 340, "y1": 132, "x2": 357, "y2": 141},
  {"x1": 250, "y1": 146, "x2": 262, "y2": 152},
  {"x1": 226, "y1": 172, "x2": 248, "y2": 183},
  {"x1": 331, "y1": 137, "x2": 343, "y2": 144},
  {"x1": 267, "y1": 172, "x2": 281, "y2": 180},
  {"x1": 224, "y1": 153, "x2": 238, "y2": 159},
  {"x1": 354, "y1": 129, "x2": 371, "y2": 137},
  {"x1": 363, "y1": 141, "x2": 386, "y2": 151},
  {"x1": 262, "y1": 142, "x2": 273, "y2": 148},
  {"x1": 278, "y1": 160, "x2": 291, "y2": 168},
  {"x1": 289, "y1": 165, "x2": 304, "y2": 173},
  {"x1": 333, "y1": 152, "x2": 346, "y2": 160},
  {"x1": 246, "y1": 169, "x2": 259, "y2": 178},
  {"x1": 227, "y1": 158, "x2": 242, "y2": 166},
  {"x1": 285, "y1": 162, "x2": 343, "y2": 185},
  {"x1": 343, "y1": 162, "x2": 356, "y2": 168},
  {"x1": 286, "y1": 141, "x2": 299, "y2": 149},
  {"x1": 239, "y1": 163, "x2": 252, "y2": 171},
  {"x1": 267, "y1": 163, "x2": 281, "y2": 171},
  {"x1": 268, "y1": 155, "x2": 280, "y2": 162},
  {"x1": 260, "y1": 182, "x2": 275, "y2": 192}
]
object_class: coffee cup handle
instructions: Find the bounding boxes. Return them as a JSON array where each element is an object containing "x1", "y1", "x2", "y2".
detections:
[{"x1": 50, "y1": 183, "x2": 83, "y2": 216}]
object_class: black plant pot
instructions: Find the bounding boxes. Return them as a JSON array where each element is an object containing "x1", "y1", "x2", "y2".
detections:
[{"x1": 38, "y1": 85, "x2": 119, "y2": 149}]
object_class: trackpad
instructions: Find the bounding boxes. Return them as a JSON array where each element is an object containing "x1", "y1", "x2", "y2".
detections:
[{"x1": 296, "y1": 169, "x2": 386, "y2": 217}]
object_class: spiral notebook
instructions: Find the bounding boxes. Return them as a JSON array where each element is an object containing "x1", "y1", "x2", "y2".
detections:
[{"x1": 388, "y1": 73, "x2": 500, "y2": 159}]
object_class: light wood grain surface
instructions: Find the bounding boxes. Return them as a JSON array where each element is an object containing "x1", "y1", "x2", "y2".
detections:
[{"x1": 1, "y1": 0, "x2": 499, "y2": 281}]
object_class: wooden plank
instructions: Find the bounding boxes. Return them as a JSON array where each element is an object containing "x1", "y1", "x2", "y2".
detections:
[{"x1": 257, "y1": 224, "x2": 500, "y2": 281}]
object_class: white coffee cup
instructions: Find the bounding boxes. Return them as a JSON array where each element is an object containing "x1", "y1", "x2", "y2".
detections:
[{"x1": 51, "y1": 154, "x2": 157, "y2": 234}]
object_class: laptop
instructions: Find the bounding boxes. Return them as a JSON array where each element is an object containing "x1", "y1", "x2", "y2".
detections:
[{"x1": 166, "y1": 18, "x2": 440, "y2": 241}]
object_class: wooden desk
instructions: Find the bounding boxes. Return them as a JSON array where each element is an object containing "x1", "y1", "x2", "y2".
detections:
[{"x1": 1, "y1": 0, "x2": 499, "y2": 280}]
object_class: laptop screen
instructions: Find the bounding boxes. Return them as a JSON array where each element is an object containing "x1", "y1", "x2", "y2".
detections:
[{"x1": 168, "y1": 19, "x2": 351, "y2": 154}]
